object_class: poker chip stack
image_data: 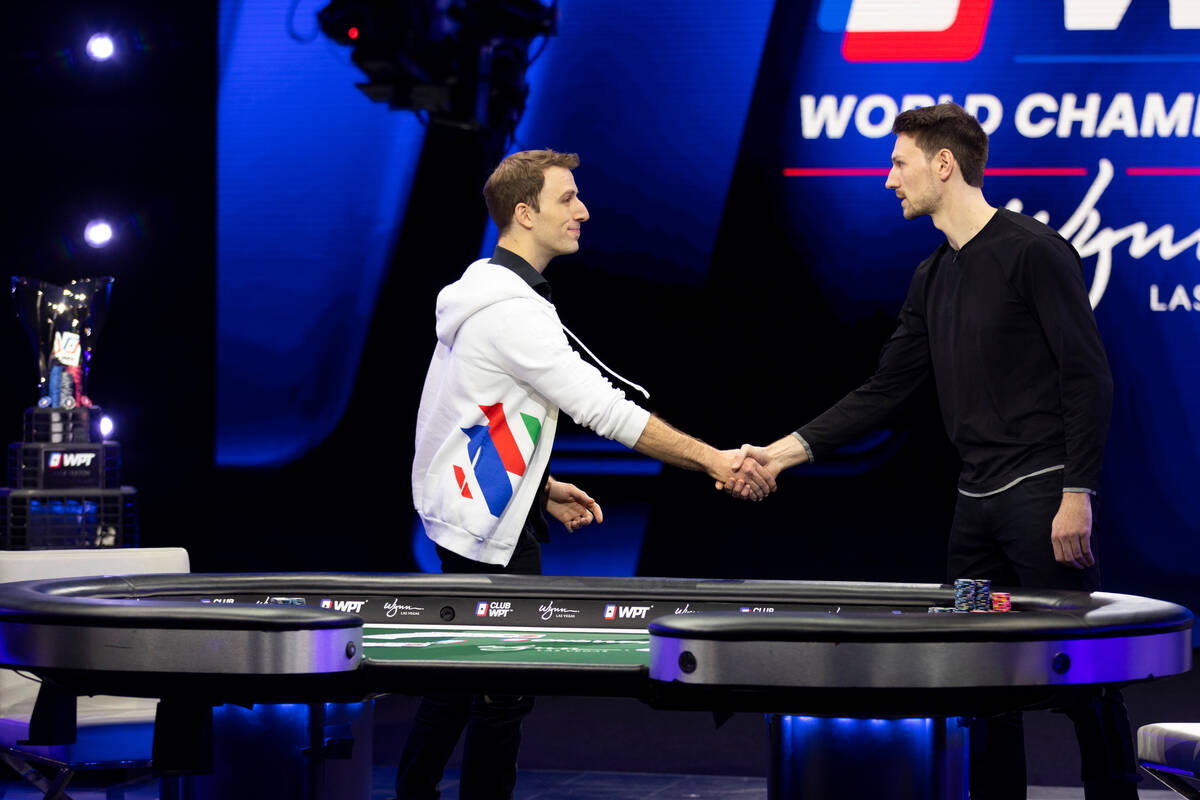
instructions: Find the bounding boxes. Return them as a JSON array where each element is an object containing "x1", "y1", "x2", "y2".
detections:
[
  {"x1": 953, "y1": 578, "x2": 976, "y2": 612},
  {"x1": 973, "y1": 579, "x2": 992, "y2": 611},
  {"x1": 992, "y1": 592, "x2": 1012, "y2": 612}
]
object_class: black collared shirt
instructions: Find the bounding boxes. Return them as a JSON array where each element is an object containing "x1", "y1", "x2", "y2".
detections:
[
  {"x1": 491, "y1": 246, "x2": 551, "y2": 300},
  {"x1": 489, "y1": 246, "x2": 552, "y2": 543}
]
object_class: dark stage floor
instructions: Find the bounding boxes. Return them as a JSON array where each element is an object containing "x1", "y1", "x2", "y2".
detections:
[{"x1": 0, "y1": 769, "x2": 1179, "y2": 799}]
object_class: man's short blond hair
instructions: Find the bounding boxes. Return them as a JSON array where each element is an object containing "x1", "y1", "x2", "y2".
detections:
[{"x1": 483, "y1": 149, "x2": 581, "y2": 232}]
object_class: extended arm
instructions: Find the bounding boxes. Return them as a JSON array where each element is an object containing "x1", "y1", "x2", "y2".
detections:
[
  {"x1": 796, "y1": 291, "x2": 932, "y2": 459},
  {"x1": 633, "y1": 415, "x2": 776, "y2": 499},
  {"x1": 487, "y1": 300, "x2": 774, "y2": 499},
  {"x1": 727, "y1": 268, "x2": 934, "y2": 491},
  {"x1": 722, "y1": 433, "x2": 809, "y2": 492}
]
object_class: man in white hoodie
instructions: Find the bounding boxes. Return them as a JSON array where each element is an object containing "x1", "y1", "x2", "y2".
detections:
[{"x1": 399, "y1": 149, "x2": 773, "y2": 800}]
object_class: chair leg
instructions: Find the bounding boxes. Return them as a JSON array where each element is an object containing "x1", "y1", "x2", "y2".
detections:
[
  {"x1": 0, "y1": 751, "x2": 54, "y2": 796},
  {"x1": 42, "y1": 768, "x2": 76, "y2": 800},
  {"x1": 1142, "y1": 764, "x2": 1200, "y2": 799}
]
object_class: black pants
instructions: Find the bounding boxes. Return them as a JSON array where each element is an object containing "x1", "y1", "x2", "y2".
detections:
[
  {"x1": 947, "y1": 470, "x2": 1138, "y2": 800},
  {"x1": 394, "y1": 530, "x2": 542, "y2": 800}
]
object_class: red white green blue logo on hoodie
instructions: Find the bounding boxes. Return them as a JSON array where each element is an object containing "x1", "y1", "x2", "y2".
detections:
[{"x1": 453, "y1": 403, "x2": 541, "y2": 517}]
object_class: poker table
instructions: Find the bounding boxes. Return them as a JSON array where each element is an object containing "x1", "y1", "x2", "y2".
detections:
[{"x1": 0, "y1": 573, "x2": 1190, "y2": 799}]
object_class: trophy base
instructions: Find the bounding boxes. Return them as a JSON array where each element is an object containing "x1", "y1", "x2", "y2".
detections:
[
  {"x1": 8, "y1": 441, "x2": 122, "y2": 489},
  {"x1": 23, "y1": 407, "x2": 104, "y2": 444},
  {"x1": 0, "y1": 487, "x2": 137, "y2": 549}
]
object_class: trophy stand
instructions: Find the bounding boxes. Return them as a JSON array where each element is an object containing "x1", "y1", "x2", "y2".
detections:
[{"x1": 1, "y1": 277, "x2": 138, "y2": 549}]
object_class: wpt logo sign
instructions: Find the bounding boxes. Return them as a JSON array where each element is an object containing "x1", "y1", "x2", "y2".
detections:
[
  {"x1": 817, "y1": 0, "x2": 994, "y2": 62},
  {"x1": 47, "y1": 452, "x2": 96, "y2": 469},
  {"x1": 818, "y1": 0, "x2": 1200, "y2": 62},
  {"x1": 1064, "y1": 0, "x2": 1200, "y2": 30}
]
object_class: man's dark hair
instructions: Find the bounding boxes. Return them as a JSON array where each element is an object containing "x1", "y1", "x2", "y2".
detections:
[
  {"x1": 483, "y1": 149, "x2": 581, "y2": 232},
  {"x1": 892, "y1": 103, "x2": 988, "y2": 188}
]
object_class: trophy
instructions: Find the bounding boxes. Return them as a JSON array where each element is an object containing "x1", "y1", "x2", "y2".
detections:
[
  {"x1": 3, "y1": 276, "x2": 135, "y2": 549},
  {"x1": 12, "y1": 276, "x2": 114, "y2": 411}
]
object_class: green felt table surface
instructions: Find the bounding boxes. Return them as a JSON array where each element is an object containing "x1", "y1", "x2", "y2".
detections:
[{"x1": 362, "y1": 624, "x2": 651, "y2": 666}]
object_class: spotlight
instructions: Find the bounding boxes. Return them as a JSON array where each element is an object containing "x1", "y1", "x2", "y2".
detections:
[
  {"x1": 99, "y1": 416, "x2": 114, "y2": 439},
  {"x1": 84, "y1": 220, "x2": 114, "y2": 248},
  {"x1": 86, "y1": 33, "x2": 116, "y2": 62}
]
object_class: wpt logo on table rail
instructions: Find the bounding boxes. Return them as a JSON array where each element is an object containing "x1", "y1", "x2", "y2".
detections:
[
  {"x1": 476, "y1": 601, "x2": 512, "y2": 618},
  {"x1": 818, "y1": 0, "x2": 994, "y2": 62},
  {"x1": 320, "y1": 598, "x2": 366, "y2": 613},
  {"x1": 603, "y1": 604, "x2": 653, "y2": 620},
  {"x1": 453, "y1": 402, "x2": 542, "y2": 518}
]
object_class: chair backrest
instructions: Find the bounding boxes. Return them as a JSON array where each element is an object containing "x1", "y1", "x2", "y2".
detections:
[
  {"x1": 0, "y1": 547, "x2": 189, "y2": 583},
  {"x1": 0, "y1": 548, "x2": 190, "y2": 719}
]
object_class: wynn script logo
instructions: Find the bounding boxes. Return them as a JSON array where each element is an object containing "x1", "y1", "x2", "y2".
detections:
[
  {"x1": 538, "y1": 601, "x2": 582, "y2": 621},
  {"x1": 384, "y1": 599, "x2": 424, "y2": 618},
  {"x1": 1006, "y1": 159, "x2": 1200, "y2": 311}
]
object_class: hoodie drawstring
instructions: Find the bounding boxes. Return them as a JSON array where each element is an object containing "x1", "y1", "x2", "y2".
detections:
[{"x1": 560, "y1": 324, "x2": 651, "y2": 400}]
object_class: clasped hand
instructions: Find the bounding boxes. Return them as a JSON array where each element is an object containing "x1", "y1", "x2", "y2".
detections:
[{"x1": 713, "y1": 444, "x2": 777, "y2": 501}]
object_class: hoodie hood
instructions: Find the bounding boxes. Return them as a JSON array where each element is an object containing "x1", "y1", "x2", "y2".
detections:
[{"x1": 434, "y1": 259, "x2": 549, "y2": 347}]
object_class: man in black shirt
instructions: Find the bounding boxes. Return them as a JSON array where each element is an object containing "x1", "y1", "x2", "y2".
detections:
[{"x1": 729, "y1": 103, "x2": 1135, "y2": 799}]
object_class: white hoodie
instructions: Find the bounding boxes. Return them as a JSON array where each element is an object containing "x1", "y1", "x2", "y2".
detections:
[{"x1": 412, "y1": 259, "x2": 651, "y2": 566}]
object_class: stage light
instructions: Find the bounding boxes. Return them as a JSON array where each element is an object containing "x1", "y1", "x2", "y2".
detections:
[
  {"x1": 99, "y1": 416, "x2": 114, "y2": 438},
  {"x1": 84, "y1": 220, "x2": 114, "y2": 248},
  {"x1": 86, "y1": 34, "x2": 115, "y2": 62},
  {"x1": 348, "y1": 26, "x2": 359, "y2": 40}
]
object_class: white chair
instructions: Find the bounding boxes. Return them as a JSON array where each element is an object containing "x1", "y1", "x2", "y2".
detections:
[
  {"x1": 0, "y1": 548, "x2": 190, "y2": 800},
  {"x1": 1138, "y1": 722, "x2": 1200, "y2": 798}
]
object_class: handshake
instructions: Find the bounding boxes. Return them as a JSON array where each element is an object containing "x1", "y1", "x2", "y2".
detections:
[
  {"x1": 549, "y1": 434, "x2": 809, "y2": 534},
  {"x1": 712, "y1": 443, "x2": 778, "y2": 502}
]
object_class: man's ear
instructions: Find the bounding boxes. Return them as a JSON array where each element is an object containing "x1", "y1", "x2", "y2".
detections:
[
  {"x1": 935, "y1": 148, "x2": 955, "y2": 182},
  {"x1": 513, "y1": 202, "x2": 534, "y2": 231}
]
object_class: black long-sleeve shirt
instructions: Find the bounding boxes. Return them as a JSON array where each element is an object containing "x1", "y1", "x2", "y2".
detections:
[{"x1": 797, "y1": 208, "x2": 1113, "y2": 495}]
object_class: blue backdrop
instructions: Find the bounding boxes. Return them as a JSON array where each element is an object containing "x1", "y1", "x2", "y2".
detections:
[
  {"x1": 218, "y1": 0, "x2": 1199, "y2": 596},
  {"x1": 218, "y1": 0, "x2": 425, "y2": 466},
  {"x1": 218, "y1": 0, "x2": 775, "y2": 465},
  {"x1": 779, "y1": 0, "x2": 1200, "y2": 587}
]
